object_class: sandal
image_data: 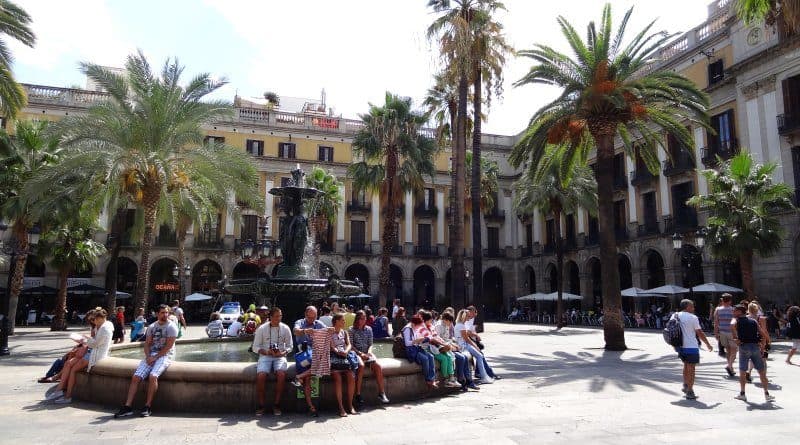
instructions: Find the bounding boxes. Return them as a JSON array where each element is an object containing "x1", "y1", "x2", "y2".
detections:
[
  {"x1": 255, "y1": 406, "x2": 265, "y2": 417},
  {"x1": 37, "y1": 377, "x2": 53, "y2": 384},
  {"x1": 308, "y1": 406, "x2": 318, "y2": 417},
  {"x1": 272, "y1": 404, "x2": 282, "y2": 416},
  {"x1": 339, "y1": 410, "x2": 348, "y2": 417}
]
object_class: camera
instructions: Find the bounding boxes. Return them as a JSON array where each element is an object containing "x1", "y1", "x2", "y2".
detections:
[{"x1": 270, "y1": 343, "x2": 279, "y2": 352}]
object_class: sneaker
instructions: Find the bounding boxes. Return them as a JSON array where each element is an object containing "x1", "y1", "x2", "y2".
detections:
[
  {"x1": 378, "y1": 392, "x2": 390, "y2": 404},
  {"x1": 681, "y1": 384, "x2": 688, "y2": 394},
  {"x1": 114, "y1": 406, "x2": 134, "y2": 418},
  {"x1": 290, "y1": 378, "x2": 303, "y2": 388},
  {"x1": 466, "y1": 382, "x2": 480, "y2": 390},
  {"x1": 46, "y1": 389, "x2": 64, "y2": 401},
  {"x1": 765, "y1": 393, "x2": 775, "y2": 402},
  {"x1": 140, "y1": 406, "x2": 151, "y2": 417},
  {"x1": 480, "y1": 377, "x2": 495, "y2": 385},
  {"x1": 734, "y1": 393, "x2": 747, "y2": 401},
  {"x1": 491, "y1": 375, "x2": 502, "y2": 380},
  {"x1": 685, "y1": 390, "x2": 698, "y2": 400},
  {"x1": 54, "y1": 396, "x2": 72, "y2": 404},
  {"x1": 725, "y1": 367, "x2": 735, "y2": 378}
]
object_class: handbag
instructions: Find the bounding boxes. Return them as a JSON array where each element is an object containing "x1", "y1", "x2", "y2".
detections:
[
  {"x1": 295, "y1": 348, "x2": 312, "y2": 374},
  {"x1": 330, "y1": 351, "x2": 351, "y2": 371}
]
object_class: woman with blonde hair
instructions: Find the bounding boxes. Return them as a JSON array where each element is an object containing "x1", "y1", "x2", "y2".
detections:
[{"x1": 455, "y1": 309, "x2": 495, "y2": 384}]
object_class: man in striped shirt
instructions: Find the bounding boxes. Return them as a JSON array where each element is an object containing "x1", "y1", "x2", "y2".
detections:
[{"x1": 714, "y1": 293, "x2": 737, "y2": 377}]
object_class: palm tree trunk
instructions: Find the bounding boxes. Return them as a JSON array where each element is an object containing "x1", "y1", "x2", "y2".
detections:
[
  {"x1": 379, "y1": 147, "x2": 399, "y2": 308},
  {"x1": 553, "y1": 207, "x2": 565, "y2": 329},
  {"x1": 6, "y1": 222, "x2": 29, "y2": 334},
  {"x1": 451, "y1": 74, "x2": 469, "y2": 308},
  {"x1": 176, "y1": 228, "x2": 187, "y2": 304},
  {"x1": 594, "y1": 132, "x2": 626, "y2": 350},
  {"x1": 471, "y1": 64, "x2": 483, "y2": 317},
  {"x1": 739, "y1": 250, "x2": 755, "y2": 299},
  {"x1": 134, "y1": 203, "x2": 157, "y2": 313},
  {"x1": 104, "y1": 209, "x2": 126, "y2": 313},
  {"x1": 51, "y1": 267, "x2": 70, "y2": 331}
]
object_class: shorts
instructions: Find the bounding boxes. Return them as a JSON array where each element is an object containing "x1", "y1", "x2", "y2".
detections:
[
  {"x1": 678, "y1": 348, "x2": 700, "y2": 364},
  {"x1": 717, "y1": 331, "x2": 736, "y2": 350},
  {"x1": 792, "y1": 339, "x2": 800, "y2": 350},
  {"x1": 134, "y1": 356, "x2": 172, "y2": 379},
  {"x1": 738, "y1": 343, "x2": 765, "y2": 372},
  {"x1": 257, "y1": 355, "x2": 288, "y2": 374}
]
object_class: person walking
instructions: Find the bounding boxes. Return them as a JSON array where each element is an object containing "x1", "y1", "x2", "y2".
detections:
[
  {"x1": 731, "y1": 304, "x2": 775, "y2": 402},
  {"x1": 713, "y1": 294, "x2": 737, "y2": 377},
  {"x1": 674, "y1": 299, "x2": 713, "y2": 400},
  {"x1": 785, "y1": 306, "x2": 800, "y2": 364}
]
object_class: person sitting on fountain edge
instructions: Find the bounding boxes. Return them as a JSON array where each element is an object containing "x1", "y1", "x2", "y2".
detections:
[
  {"x1": 114, "y1": 304, "x2": 178, "y2": 418},
  {"x1": 253, "y1": 307, "x2": 293, "y2": 416},
  {"x1": 291, "y1": 305, "x2": 328, "y2": 416}
]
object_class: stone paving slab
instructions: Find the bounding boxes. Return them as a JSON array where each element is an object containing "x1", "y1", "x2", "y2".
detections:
[{"x1": 2, "y1": 323, "x2": 799, "y2": 444}]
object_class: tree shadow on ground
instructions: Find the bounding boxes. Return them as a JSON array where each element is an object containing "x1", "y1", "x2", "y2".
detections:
[
  {"x1": 498, "y1": 328, "x2": 597, "y2": 337},
  {"x1": 491, "y1": 349, "x2": 729, "y2": 396},
  {"x1": 670, "y1": 399, "x2": 722, "y2": 409}
]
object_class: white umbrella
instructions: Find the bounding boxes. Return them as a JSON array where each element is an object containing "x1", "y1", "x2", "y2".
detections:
[
  {"x1": 184, "y1": 292, "x2": 212, "y2": 302},
  {"x1": 646, "y1": 284, "x2": 689, "y2": 295},
  {"x1": 517, "y1": 293, "x2": 549, "y2": 302},
  {"x1": 622, "y1": 287, "x2": 661, "y2": 298},
  {"x1": 690, "y1": 282, "x2": 743, "y2": 293},
  {"x1": 114, "y1": 291, "x2": 132, "y2": 299},
  {"x1": 546, "y1": 292, "x2": 583, "y2": 301}
]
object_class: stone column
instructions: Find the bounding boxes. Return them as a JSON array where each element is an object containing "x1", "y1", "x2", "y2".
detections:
[
  {"x1": 225, "y1": 191, "x2": 235, "y2": 236},
  {"x1": 693, "y1": 127, "x2": 708, "y2": 195},
  {"x1": 763, "y1": 91, "x2": 784, "y2": 182},
  {"x1": 436, "y1": 190, "x2": 445, "y2": 249},
  {"x1": 503, "y1": 192, "x2": 513, "y2": 248},
  {"x1": 336, "y1": 183, "x2": 346, "y2": 253},
  {"x1": 371, "y1": 193, "x2": 380, "y2": 252},
  {"x1": 657, "y1": 151, "x2": 671, "y2": 217},
  {"x1": 579, "y1": 272, "x2": 592, "y2": 310},
  {"x1": 626, "y1": 156, "x2": 637, "y2": 223},
  {"x1": 533, "y1": 209, "x2": 542, "y2": 243},
  {"x1": 404, "y1": 190, "x2": 413, "y2": 253}
]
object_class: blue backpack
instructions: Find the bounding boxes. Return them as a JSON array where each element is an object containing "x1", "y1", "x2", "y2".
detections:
[{"x1": 663, "y1": 313, "x2": 683, "y2": 348}]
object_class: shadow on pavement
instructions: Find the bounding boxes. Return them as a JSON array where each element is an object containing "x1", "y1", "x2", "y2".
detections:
[{"x1": 669, "y1": 399, "x2": 721, "y2": 409}]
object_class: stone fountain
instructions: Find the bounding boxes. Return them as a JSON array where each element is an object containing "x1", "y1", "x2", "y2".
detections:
[{"x1": 222, "y1": 166, "x2": 362, "y2": 320}]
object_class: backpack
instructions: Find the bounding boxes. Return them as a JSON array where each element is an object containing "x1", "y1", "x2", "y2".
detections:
[
  {"x1": 663, "y1": 313, "x2": 683, "y2": 348},
  {"x1": 392, "y1": 334, "x2": 407, "y2": 359},
  {"x1": 243, "y1": 320, "x2": 257, "y2": 336}
]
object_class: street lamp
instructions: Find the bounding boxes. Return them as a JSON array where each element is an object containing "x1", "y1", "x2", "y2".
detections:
[
  {"x1": 672, "y1": 228, "x2": 707, "y2": 301},
  {"x1": 237, "y1": 216, "x2": 280, "y2": 263}
]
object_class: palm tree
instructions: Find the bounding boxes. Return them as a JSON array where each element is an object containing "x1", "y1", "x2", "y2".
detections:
[
  {"x1": 305, "y1": 167, "x2": 342, "y2": 278},
  {"x1": 688, "y1": 153, "x2": 794, "y2": 298},
  {"x1": 0, "y1": 0, "x2": 35, "y2": 118},
  {"x1": 0, "y1": 120, "x2": 61, "y2": 333},
  {"x1": 514, "y1": 149, "x2": 597, "y2": 329},
  {"x1": 348, "y1": 92, "x2": 436, "y2": 307},
  {"x1": 510, "y1": 4, "x2": 710, "y2": 350},
  {"x1": 38, "y1": 218, "x2": 105, "y2": 331},
  {"x1": 465, "y1": 150, "x2": 499, "y2": 213},
  {"x1": 33, "y1": 51, "x2": 262, "y2": 314},
  {"x1": 736, "y1": 0, "x2": 800, "y2": 34}
]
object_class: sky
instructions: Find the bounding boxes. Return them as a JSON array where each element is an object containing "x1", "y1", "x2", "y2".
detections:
[{"x1": 9, "y1": 0, "x2": 713, "y2": 135}]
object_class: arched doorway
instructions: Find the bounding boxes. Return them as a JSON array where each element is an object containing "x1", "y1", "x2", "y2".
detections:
[
  {"x1": 413, "y1": 265, "x2": 435, "y2": 309},
  {"x1": 565, "y1": 261, "x2": 580, "y2": 295},
  {"x1": 524, "y1": 266, "x2": 536, "y2": 294},
  {"x1": 389, "y1": 264, "x2": 403, "y2": 303},
  {"x1": 644, "y1": 250, "x2": 665, "y2": 289},
  {"x1": 588, "y1": 257, "x2": 602, "y2": 308},
  {"x1": 618, "y1": 254, "x2": 632, "y2": 290},
  {"x1": 232, "y1": 261, "x2": 260, "y2": 280},
  {"x1": 344, "y1": 263, "x2": 370, "y2": 293},
  {"x1": 149, "y1": 258, "x2": 179, "y2": 306},
  {"x1": 483, "y1": 267, "x2": 504, "y2": 320},
  {"x1": 192, "y1": 259, "x2": 222, "y2": 294},
  {"x1": 546, "y1": 263, "x2": 558, "y2": 292},
  {"x1": 110, "y1": 257, "x2": 138, "y2": 295}
]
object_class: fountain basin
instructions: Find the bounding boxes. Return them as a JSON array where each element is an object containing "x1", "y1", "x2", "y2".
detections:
[{"x1": 72, "y1": 338, "x2": 455, "y2": 413}]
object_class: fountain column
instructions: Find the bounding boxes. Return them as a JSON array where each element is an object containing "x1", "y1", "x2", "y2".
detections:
[
  {"x1": 336, "y1": 183, "x2": 346, "y2": 254},
  {"x1": 404, "y1": 190, "x2": 413, "y2": 255}
]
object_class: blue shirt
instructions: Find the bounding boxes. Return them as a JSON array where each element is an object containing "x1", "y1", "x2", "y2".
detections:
[{"x1": 293, "y1": 318, "x2": 326, "y2": 347}]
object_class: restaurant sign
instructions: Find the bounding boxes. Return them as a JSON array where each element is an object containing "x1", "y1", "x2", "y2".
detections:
[{"x1": 154, "y1": 282, "x2": 180, "y2": 292}]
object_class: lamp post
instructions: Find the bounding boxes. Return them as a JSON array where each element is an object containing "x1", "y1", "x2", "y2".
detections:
[
  {"x1": 672, "y1": 228, "x2": 707, "y2": 303},
  {"x1": 237, "y1": 216, "x2": 280, "y2": 274},
  {"x1": 0, "y1": 224, "x2": 41, "y2": 356},
  {"x1": 172, "y1": 263, "x2": 191, "y2": 302}
]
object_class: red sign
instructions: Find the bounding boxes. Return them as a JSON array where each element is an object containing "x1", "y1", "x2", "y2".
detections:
[{"x1": 154, "y1": 283, "x2": 180, "y2": 292}]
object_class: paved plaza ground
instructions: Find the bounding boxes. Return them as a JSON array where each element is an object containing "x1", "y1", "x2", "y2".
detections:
[{"x1": 1, "y1": 322, "x2": 798, "y2": 444}]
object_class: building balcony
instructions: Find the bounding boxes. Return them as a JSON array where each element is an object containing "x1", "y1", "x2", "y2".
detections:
[
  {"x1": 414, "y1": 204, "x2": 439, "y2": 218},
  {"x1": 613, "y1": 175, "x2": 628, "y2": 191},
  {"x1": 484, "y1": 247, "x2": 506, "y2": 258},
  {"x1": 614, "y1": 227, "x2": 629, "y2": 241},
  {"x1": 387, "y1": 244, "x2": 403, "y2": 255},
  {"x1": 629, "y1": 168, "x2": 657, "y2": 187},
  {"x1": 346, "y1": 243, "x2": 372, "y2": 255},
  {"x1": 484, "y1": 208, "x2": 506, "y2": 223},
  {"x1": 520, "y1": 246, "x2": 533, "y2": 257},
  {"x1": 637, "y1": 221, "x2": 660, "y2": 237},
  {"x1": 701, "y1": 139, "x2": 739, "y2": 166},
  {"x1": 662, "y1": 151, "x2": 695, "y2": 176},
  {"x1": 346, "y1": 200, "x2": 371, "y2": 214},
  {"x1": 194, "y1": 237, "x2": 224, "y2": 250},
  {"x1": 154, "y1": 235, "x2": 177, "y2": 247},
  {"x1": 663, "y1": 210, "x2": 698, "y2": 234},
  {"x1": 414, "y1": 245, "x2": 438, "y2": 257},
  {"x1": 778, "y1": 113, "x2": 800, "y2": 135}
]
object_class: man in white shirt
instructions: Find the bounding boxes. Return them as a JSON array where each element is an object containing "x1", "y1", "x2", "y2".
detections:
[
  {"x1": 252, "y1": 307, "x2": 293, "y2": 416},
  {"x1": 675, "y1": 299, "x2": 713, "y2": 400},
  {"x1": 227, "y1": 316, "x2": 243, "y2": 337},
  {"x1": 391, "y1": 299, "x2": 401, "y2": 318}
]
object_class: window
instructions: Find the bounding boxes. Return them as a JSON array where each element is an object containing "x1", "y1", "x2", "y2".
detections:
[
  {"x1": 418, "y1": 224, "x2": 432, "y2": 247},
  {"x1": 642, "y1": 192, "x2": 658, "y2": 232},
  {"x1": 783, "y1": 74, "x2": 800, "y2": 115},
  {"x1": 246, "y1": 139, "x2": 264, "y2": 156},
  {"x1": 204, "y1": 136, "x2": 225, "y2": 145},
  {"x1": 525, "y1": 224, "x2": 533, "y2": 249},
  {"x1": 792, "y1": 147, "x2": 800, "y2": 205},
  {"x1": 671, "y1": 182, "x2": 696, "y2": 228},
  {"x1": 613, "y1": 200, "x2": 626, "y2": 231},
  {"x1": 352, "y1": 189, "x2": 367, "y2": 205},
  {"x1": 613, "y1": 153, "x2": 626, "y2": 186},
  {"x1": 708, "y1": 59, "x2": 724, "y2": 86},
  {"x1": 278, "y1": 142, "x2": 296, "y2": 159},
  {"x1": 121, "y1": 209, "x2": 136, "y2": 245},
  {"x1": 350, "y1": 220, "x2": 366, "y2": 245},
  {"x1": 198, "y1": 214, "x2": 221, "y2": 246},
  {"x1": 318, "y1": 146, "x2": 334, "y2": 162},
  {"x1": 709, "y1": 110, "x2": 736, "y2": 153},
  {"x1": 565, "y1": 214, "x2": 576, "y2": 242},
  {"x1": 545, "y1": 219, "x2": 556, "y2": 247},
  {"x1": 423, "y1": 188, "x2": 435, "y2": 210},
  {"x1": 241, "y1": 215, "x2": 258, "y2": 242},
  {"x1": 487, "y1": 227, "x2": 500, "y2": 251}
]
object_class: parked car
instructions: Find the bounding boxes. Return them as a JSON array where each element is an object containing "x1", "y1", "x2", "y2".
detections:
[{"x1": 218, "y1": 302, "x2": 243, "y2": 328}]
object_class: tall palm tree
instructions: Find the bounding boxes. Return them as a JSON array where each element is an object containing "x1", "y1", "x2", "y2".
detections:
[
  {"x1": 0, "y1": 0, "x2": 35, "y2": 118},
  {"x1": 514, "y1": 149, "x2": 597, "y2": 329},
  {"x1": 688, "y1": 153, "x2": 794, "y2": 297},
  {"x1": 465, "y1": 150, "x2": 499, "y2": 213},
  {"x1": 736, "y1": 0, "x2": 800, "y2": 34},
  {"x1": 0, "y1": 120, "x2": 61, "y2": 333},
  {"x1": 348, "y1": 92, "x2": 436, "y2": 307},
  {"x1": 32, "y1": 51, "x2": 262, "y2": 313},
  {"x1": 510, "y1": 4, "x2": 710, "y2": 350},
  {"x1": 305, "y1": 167, "x2": 342, "y2": 278}
]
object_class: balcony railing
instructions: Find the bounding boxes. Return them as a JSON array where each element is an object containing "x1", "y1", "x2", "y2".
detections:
[
  {"x1": 521, "y1": 246, "x2": 533, "y2": 257},
  {"x1": 778, "y1": 113, "x2": 800, "y2": 135},
  {"x1": 662, "y1": 151, "x2": 695, "y2": 176},
  {"x1": 194, "y1": 237, "x2": 224, "y2": 249},
  {"x1": 484, "y1": 208, "x2": 506, "y2": 223},
  {"x1": 637, "y1": 221, "x2": 660, "y2": 237},
  {"x1": 701, "y1": 139, "x2": 739, "y2": 166},
  {"x1": 663, "y1": 209, "x2": 698, "y2": 234},
  {"x1": 347, "y1": 200, "x2": 371, "y2": 214},
  {"x1": 414, "y1": 204, "x2": 438, "y2": 218},
  {"x1": 613, "y1": 175, "x2": 628, "y2": 191},
  {"x1": 629, "y1": 168, "x2": 657, "y2": 187},
  {"x1": 387, "y1": 244, "x2": 403, "y2": 255},
  {"x1": 154, "y1": 235, "x2": 177, "y2": 247},
  {"x1": 346, "y1": 243, "x2": 372, "y2": 255},
  {"x1": 414, "y1": 245, "x2": 438, "y2": 257},
  {"x1": 484, "y1": 247, "x2": 506, "y2": 258}
]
